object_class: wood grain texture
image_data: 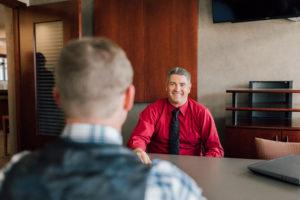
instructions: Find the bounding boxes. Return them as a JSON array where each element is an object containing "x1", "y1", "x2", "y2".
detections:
[
  {"x1": 281, "y1": 131, "x2": 300, "y2": 143},
  {"x1": 94, "y1": 0, "x2": 198, "y2": 102},
  {"x1": 13, "y1": 9, "x2": 22, "y2": 152},
  {"x1": 227, "y1": 89, "x2": 300, "y2": 93},
  {"x1": 226, "y1": 107, "x2": 300, "y2": 112},
  {"x1": 17, "y1": 0, "x2": 80, "y2": 150},
  {"x1": 226, "y1": 127, "x2": 281, "y2": 158},
  {"x1": 226, "y1": 128, "x2": 300, "y2": 159},
  {"x1": 94, "y1": 0, "x2": 145, "y2": 101}
]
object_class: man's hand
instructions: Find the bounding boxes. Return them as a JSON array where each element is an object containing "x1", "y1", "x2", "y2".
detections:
[{"x1": 133, "y1": 148, "x2": 152, "y2": 164}]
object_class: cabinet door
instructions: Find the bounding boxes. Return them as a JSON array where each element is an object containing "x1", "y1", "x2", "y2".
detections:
[
  {"x1": 226, "y1": 127, "x2": 280, "y2": 158},
  {"x1": 281, "y1": 131, "x2": 300, "y2": 143}
]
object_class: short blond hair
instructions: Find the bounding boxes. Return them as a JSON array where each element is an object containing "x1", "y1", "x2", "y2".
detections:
[{"x1": 55, "y1": 37, "x2": 133, "y2": 118}]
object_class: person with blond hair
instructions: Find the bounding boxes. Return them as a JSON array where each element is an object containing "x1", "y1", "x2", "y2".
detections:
[{"x1": 0, "y1": 37, "x2": 205, "y2": 200}]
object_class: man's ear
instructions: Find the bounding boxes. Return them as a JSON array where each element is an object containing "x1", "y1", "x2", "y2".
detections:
[
  {"x1": 124, "y1": 84, "x2": 135, "y2": 111},
  {"x1": 188, "y1": 83, "x2": 192, "y2": 93},
  {"x1": 52, "y1": 87, "x2": 62, "y2": 108}
]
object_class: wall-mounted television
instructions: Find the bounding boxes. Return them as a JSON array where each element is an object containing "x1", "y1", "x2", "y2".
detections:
[{"x1": 212, "y1": 0, "x2": 300, "y2": 23}]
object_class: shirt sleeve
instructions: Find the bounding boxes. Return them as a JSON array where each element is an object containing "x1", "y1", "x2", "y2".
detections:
[
  {"x1": 145, "y1": 159, "x2": 206, "y2": 200},
  {"x1": 200, "y1": 109, "x2": 224, "y2": 157},
  {"x1": 127, "y1": 106, "x2": 157, "y2": 151},
  {"x1": 0, "y1": 151, "x2": 30, "y2": 191}
]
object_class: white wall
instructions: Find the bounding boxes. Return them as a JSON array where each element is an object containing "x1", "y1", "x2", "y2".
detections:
[{"x1": 198, "y1": 0, "x2": 300, "y2": 146}]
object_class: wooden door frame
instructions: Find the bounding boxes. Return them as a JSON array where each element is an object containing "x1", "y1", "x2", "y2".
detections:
[
  {"x1": 13, "y1": 8, "x2": 22, "y2": 152},
  {"x1": 2, "y1": 0, "x2": 81, "y2": 152},
  {"x1": 0, "y1": 1, "x2": 24, "y2": 152}
]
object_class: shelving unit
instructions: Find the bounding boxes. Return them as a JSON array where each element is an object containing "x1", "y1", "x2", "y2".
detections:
[
  {"x1": 225, "y1": 89, "x2": 300, "y2": 159},
  {"x1": 227, "y1": 89, "x2": 300, "y2": 126}
]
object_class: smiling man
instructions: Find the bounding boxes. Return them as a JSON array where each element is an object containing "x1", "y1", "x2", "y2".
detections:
[{"x1": 127, "y1": 67, "x2": 224, "y2": 164}]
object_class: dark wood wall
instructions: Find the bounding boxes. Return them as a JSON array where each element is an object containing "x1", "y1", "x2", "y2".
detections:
[
  {"x1": 94, "y1": 0, "x2": 198, "y2": 102},
  {"x1": 5, "y1": 0, "x2": 198, "y2": 151}
]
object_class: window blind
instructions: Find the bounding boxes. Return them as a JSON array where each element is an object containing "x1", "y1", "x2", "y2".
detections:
[{"x1": 35, "y1": 21, "x2": 65, "y2": 136}]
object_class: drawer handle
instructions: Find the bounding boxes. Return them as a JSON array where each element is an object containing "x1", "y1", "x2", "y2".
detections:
[
  {"x1": 274, "y1": 135, "x2": 279, "y2": 141},
  {"x1": 285, "y1": 136, "x2": 289, "y2": 142}
]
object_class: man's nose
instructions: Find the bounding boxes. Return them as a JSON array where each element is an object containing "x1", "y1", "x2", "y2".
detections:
[{"x1": 174, "y1": 84, "x2": 180, "y2": 91}]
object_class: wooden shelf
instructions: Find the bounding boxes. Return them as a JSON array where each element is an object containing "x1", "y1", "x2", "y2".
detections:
[
  {"x1": 226, "y1": 107, "x2": 300, "y2": 112},
  {"x1": 227, "y1": 89, "x2": 300, "y2": 93},
  {"x1": 226, "y1": 86, "x2": 300, "y2": 159},
  {"x1": 227, "y1": 102, "x2": 296, "y2": 108},
  {"x1": 226, "y1": 88, "x2": 300, "y2": 125},
  {"x1": 226, "y1": 117, "x2": 300, "y2": 130}
]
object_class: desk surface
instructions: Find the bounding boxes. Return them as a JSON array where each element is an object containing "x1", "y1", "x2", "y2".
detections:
[{"x1": 149, "y1": 154, "x2": 300, "y2": 200}]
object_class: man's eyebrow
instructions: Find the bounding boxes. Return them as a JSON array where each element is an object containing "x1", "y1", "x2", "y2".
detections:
[{"x1": 169, "y1": 81, "x2": 186, "y2": 84}]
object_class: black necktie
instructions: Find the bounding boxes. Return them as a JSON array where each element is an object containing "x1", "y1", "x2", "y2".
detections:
[{"x1": 169, "y1": 108, "x2": 180, "y2": 154}]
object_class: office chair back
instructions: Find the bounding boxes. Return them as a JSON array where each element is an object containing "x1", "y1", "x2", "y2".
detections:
[{"x1": 255, "y1": 137, "x2": 300, "y2": 160}]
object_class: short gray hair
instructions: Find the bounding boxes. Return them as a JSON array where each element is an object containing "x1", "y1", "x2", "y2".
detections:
[
  {"x1": 167, "y1": 67, "x2": 191, "y2": 83},
  {"x1": 55, "y1": 37, "x2": 133, "y2": 118}
]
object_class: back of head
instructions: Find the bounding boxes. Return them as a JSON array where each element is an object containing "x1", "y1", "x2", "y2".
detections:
[
  {"x1": 55, "y1": 37, "x2": 133, "y2": 119},
  {"x1": 36, "y1": 52, "x2": 46, "y2": 66}
]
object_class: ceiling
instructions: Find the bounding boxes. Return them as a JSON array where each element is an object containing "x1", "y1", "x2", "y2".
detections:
[
  {"x1": 0, "y1": 1, "x2": 69, "y2": 29},
  {"x1": 17, "y1": 0, "x2": 68, "y2": 6}
]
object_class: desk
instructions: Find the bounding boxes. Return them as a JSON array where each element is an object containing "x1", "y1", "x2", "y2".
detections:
[{"x1": 149, "y1": 154, "x2": 300, "y2": 200}]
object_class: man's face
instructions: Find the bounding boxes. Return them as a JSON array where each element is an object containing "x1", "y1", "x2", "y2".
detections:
[{"x1": 166, "y1": 74, "x2": 191, "y2": 107}]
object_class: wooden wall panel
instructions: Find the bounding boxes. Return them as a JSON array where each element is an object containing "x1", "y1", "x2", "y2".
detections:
[
  {"x1": 94, "y1": 0, "x2": 145, "y2": 101},
  {"x1": 144, "y1": 0, "x2": 198, "y2": 101},
  {"x1": 144, "y1": 0, "x2": 172, "y2": 101},
  {"x1": 94, "y1": 0, "x2": 198, "y2": 102},
  {"x1": 170, "y1": 0, "x2": 198, "y2": 100},
  {"x1": 226, "y1": 128, "x2": 281, "y2": 159}
]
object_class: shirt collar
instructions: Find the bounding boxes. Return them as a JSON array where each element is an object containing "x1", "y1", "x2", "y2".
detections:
[
  {"x1": 167, "y1": 98, "x2": 189, "y2": 117},
  {"x1": 60, "y1": 123, "x2": 123, "y2": 145}
]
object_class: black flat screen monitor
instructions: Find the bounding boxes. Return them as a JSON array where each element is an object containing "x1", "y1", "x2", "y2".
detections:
[{"x1": 212, "y1": 0, "x2": 300, "y2": 23}]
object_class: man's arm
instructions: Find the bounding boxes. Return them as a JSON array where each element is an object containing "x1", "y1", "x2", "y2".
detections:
[
  {"x1": 0, "y1": 151, "x2": 30, "y2": 191},
  {"x1": 127, "y1": 106, "x2": 157, "y2": 164},
  {"x1": 201, "y1": 109, "x2": 224, "y2": 157},
  {"x1": 133, "y1": 148, "x2": 152, "y2": 164},
  {"x1": 145, "y1": 159, "x2": 206, "y2": 200},
  {"x1": 127, "y1": 118, "x2": 154, "y2": 151}
]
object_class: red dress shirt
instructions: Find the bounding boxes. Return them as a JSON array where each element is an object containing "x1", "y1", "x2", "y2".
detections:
[{"x1": 127, "y1": 98, "x2": 224, "y2": 157}]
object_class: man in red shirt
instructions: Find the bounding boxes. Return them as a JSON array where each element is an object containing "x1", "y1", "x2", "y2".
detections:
[{"x1": 127, "y1": 67, "x2": 224, "y2": 164}]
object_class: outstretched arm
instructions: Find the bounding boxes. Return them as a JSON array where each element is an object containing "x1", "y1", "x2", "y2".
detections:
[
  {"x1": 133, "y1": 148, "x2": 152, "y2": 164},
  {"x1": 145, "y1": 159, "x2": 206, "y2": 200},
  {"x1": 201, "y1": 109, "x2": 224, "y2": 157},
  {"x1": 127, "y1": 106, "x2": 158, "y2": 163}
]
